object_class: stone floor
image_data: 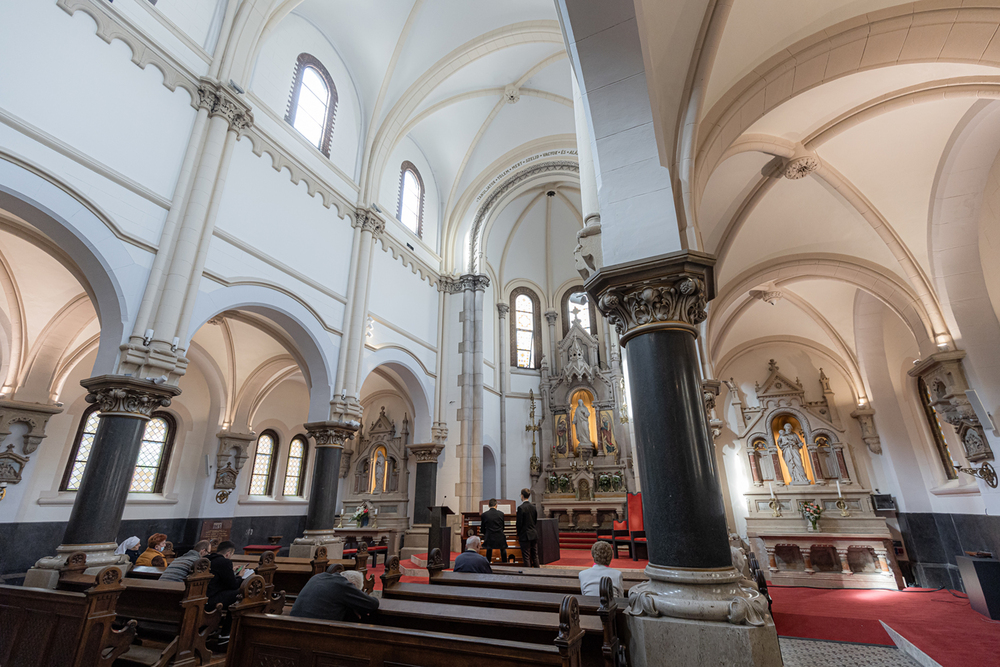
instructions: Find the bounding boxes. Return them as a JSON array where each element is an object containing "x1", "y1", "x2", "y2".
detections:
[{"x1": 779, "y1": 637, "x2": 917, "y2": 667}]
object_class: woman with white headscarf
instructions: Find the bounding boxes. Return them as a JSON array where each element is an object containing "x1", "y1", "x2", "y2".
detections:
[{"x1": 115, "y1": 536, "x2": 141, "y2": 565}]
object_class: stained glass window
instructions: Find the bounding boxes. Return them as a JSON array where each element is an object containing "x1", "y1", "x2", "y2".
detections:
[
  {"x1": 398, "y1": 165, "x2": 423, "y2": 235},
  {"x1": 249, "y1": 431, "x2": 278, "y2": 495},
  {"x1": 567, "y1": 292, "x2": 592, "y2": 334},
  {"x1": 283, "y1": 436, "x2": 308, "y2": 496},
  {"x1": 286, "y1": 55, "x2": 338, "y2": 157},
  {"x1": 515, "y1": 294, "x2": 535, "y2": 368},
  {"x1": 62, "y1": 410, "x2": 174, "y2": 493}
]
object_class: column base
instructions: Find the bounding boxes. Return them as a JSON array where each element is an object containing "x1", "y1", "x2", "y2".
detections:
[
  {"x1": 290, "y1": 531, "x2": 344, "y2": 559},
  {"x1": 626, "y1": 612, "x2": 782, "y2": 667},
  {"x1": 627, "y1": 564, "x2": 771, "y2": 626},
  {"x1": 400, "y1": 525, "x2": 429, "y2": 562},
  {"x1": 24, "y1": 542, "x2": 128, "y2": 589}
]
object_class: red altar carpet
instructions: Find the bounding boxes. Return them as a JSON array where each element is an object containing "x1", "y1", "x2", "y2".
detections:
[{"x1": 769, "y1": 585, "x2": 1000, "y2": 666}]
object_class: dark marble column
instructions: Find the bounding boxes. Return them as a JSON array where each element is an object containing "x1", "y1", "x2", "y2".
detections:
[
  {"x1": 64, "y1": 376, "x2": 180, "y2": 546},
  {"x1": 588, "y1": 251, "x2": 769, "y2": 625},
  {"x1": 408, "y1": 443, "x2": 444, "y2": 525},
  {"x1": 290, "y1": 421, "x2": 358, "y2": 557},
  {"x1": 25, "y1": 376, "x2": 179, "y2": 586}
]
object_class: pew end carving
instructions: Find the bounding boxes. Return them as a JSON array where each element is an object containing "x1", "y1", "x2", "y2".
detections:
[
  {"x1": 381, "y1": 555, "x2": 403, "y2": 589},
  {"x1": 427, "y1": 547, "x2": 446, "y2": 576},
  {"x1": 555, "y1": 595, "x2": 585, "y2": 666}
]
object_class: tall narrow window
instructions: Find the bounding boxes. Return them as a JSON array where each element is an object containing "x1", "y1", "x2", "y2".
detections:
[
  {"x1": 285, "y1": 54, "x2": 338, "y2": 157},
  {"x1": 283, "y1": 435, "x2": 308, "y2": 496},
  {"x1": 918, "y1": 378, "x2": 958, "y2": 480},
  {"x1": 249, "y1": 430, "x2": 279, "y2": 495},
  {"x1": 61, "y1": 408, "x2": 175, "y2": 493},
  {"x1": 397, "y1": 161, "x2": 425, "y2": 236},
  {"x1": 510, "y1": 288, "x2": 541, "y2": 369}
]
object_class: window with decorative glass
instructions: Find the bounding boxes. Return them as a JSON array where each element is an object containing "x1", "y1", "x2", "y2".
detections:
[
  {"x1": 918, "y1": 377, "x2": 958, "y2": 480},
  {"x1": 398, "y1": 164, "x2": 423, "y2": 236},
  {"x1": 566, "y1": 291, "x2": 592, "y2": 334},
  {"x1": 249, "y1": 431, "x2": 278, "y2": 495},
  {"x1": 293, "y1": 66, "x2": 329, "y2": 148},
  {"x1": 515, "y1": 293, "x2": 535, "y2": 368},
  {"x1": 62, "y1": 409, "x2": 174, "y2": 493},
  {"x1": 283, "y1": 436, "x2": 308, "y2": 496}
]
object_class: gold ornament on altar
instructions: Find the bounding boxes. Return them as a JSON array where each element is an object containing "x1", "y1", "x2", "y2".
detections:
[
  {"x1": 526, "y1": 389, "x2": 542, "y2": 476},
  {"x1": 835, "y1": 498, "x2": 850, "y2": 517},
  {"x1": 767, "y1": 498, "x2": 781, "y2": 517}
]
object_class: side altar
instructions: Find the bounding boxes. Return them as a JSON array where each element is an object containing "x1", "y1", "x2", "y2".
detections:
[
  {"x1": 336, "y1": 407, "x2": 411, "y2": 555},
  {"x1": 732, "y1": 360, "x2": 903, "y2": 590},
  {"x1": 533, "y1": 321, "x2": 635, "y2": 529}
]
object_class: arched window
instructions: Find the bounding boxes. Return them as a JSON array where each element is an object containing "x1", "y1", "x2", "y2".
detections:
[
  {"x1": 397, "y1": 161, "x2": 425, "y2": 236},
  {"x1": 248, "y1": 430, "x2": 279, "y2": 495},
  {"x1": 510, "y1": 287, "x2": 541, "y2": 369},
  {"x1": 285, "y1": 54, "x2": 338, "y2": 157},
  {"x1": 61, "y1": 407, "x2": 175, "y2": 493},
  {"x1": 561, "y1": 287, "x2": 598, "y2": 337},
  {"x1": 283, "y1": 435, "x2": 309, "y2": 496},
  {"x1": 917, "y1": 377, "x2": 958, "y2": 480}
]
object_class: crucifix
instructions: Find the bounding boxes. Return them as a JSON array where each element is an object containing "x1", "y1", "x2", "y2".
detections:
[
  {"x1": 526, "y1": 389, "x2": 542, "y2": 476},
  {"x1": 570, "y1": 305, "x2": 582, "y2": 327}
]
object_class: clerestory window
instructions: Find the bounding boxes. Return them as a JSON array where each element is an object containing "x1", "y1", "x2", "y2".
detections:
[
  {"x1": 397, "y1": 161, "x2": 425, "y2": 237},
  {"x1": 285, "y1": 54, "x2": 338, "y2": 157}
]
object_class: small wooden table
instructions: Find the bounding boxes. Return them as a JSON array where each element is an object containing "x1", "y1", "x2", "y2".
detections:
[{"x1": 243, "y1": 544, "x2": 282, "y2": 556}]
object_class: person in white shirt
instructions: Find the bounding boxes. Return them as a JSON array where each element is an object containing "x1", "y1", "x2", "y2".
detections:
[{"x1": 578, "y1": 540, "x2": 624, "y2": 597}]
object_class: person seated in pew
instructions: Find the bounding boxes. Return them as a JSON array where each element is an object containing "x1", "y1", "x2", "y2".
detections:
[
  {"x1": 115, "y1": 536, "x2": 141, "y2": 565},
  {"x1": 453, "y1": 536, "x2": 492, "y2": 574},
  {"x1": 159, "y1": 540, "x2": 211, "y2": 582},
  {"x1": 481, "y1": 498, "x2": 508, "y2": 563},
  {"x1": 206, "y1": 541, "x2": 253, "y2": 612},
  {"x1": 290, "y1": 562, "x2": 379, "y2": 622},
  {"x1": 135, "y1": 533, "x2": 168, "y2": 566},
  {"x1": 578, "y1": 541, "x2": 624, "y2": 598}
]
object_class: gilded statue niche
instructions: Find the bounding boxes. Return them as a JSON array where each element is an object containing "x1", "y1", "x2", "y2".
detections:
[
  {"x1": 569, "y1": 388, "x2": 598, "y2": 457},
  {"x1": 771, "y1": 415, "x2": 815, "y2": 485}
]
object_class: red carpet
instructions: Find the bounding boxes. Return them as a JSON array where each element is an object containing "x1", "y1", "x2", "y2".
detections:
[{"x1": 770, "y1": 586, "x2": 1000, "y2": 666}]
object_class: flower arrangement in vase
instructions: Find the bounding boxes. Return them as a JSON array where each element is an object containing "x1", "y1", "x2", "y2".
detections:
[
  {"x1": 351, "y1": 505, "x2": 370, "y2": 527},
  {"x1": 802, "y1": 501, "x2": 823, "y2": 531}
]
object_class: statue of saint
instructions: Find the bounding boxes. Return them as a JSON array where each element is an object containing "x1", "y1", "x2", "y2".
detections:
[
  {"x1": 776, "y1": 424, "x2": 809, "y2": 485},
  {"x1": 372, "y1": 450, "x2": 386, "y2": 494},
  {"x1": 574, "y1": 399, "x2": 593, "y2": 450}
]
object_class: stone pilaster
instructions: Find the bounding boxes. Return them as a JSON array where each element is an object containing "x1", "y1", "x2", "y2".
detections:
[
  {"x1": 544, "y1": 310, "x2": 559, "y2": 373},
  {"x1": 908, "y1": 350, "x2": 994, "y2": 462},
  {"x1": 26, "y1": 376, "x2": 180, "y2": 586},
  {"x1": 289, "y1": 420, "x2": 358, "y2": 558},
  {"x1": 497, "y1": 302, "x2": 509, "y2": 499},
  {"x1": 587, "y1": 251, "x2": 770, "y2": 627},
  {"x1": 452, "y1": 274, "x2": 489, "y2": 512}
]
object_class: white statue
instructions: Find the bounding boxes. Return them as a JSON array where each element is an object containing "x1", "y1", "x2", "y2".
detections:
[
  {"x1": 776, "y1": 423, "x2": 809, "y2": 485},
  {"x1": 372, "y1": 450, "x2": 386, "y2": 494},
  {"x1": 574, "y1": 399, "x2": 593, "y2": 449}
]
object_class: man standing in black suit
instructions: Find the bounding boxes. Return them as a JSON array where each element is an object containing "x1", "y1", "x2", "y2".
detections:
[
  {"x1": 516, "y1": 488, "x2": 540, "y2": 568},
  {"x1": 481, "y1": 498, "x2": 508, "y2": 563}
]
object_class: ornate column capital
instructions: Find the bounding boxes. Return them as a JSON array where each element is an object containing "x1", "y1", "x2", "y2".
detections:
[
  {"x1": 908, "y1": 350, "x2": 993, "y2": 462},
  {"x1": 497, "y1": 303, "x2": 510, "y2": 318},
  {"x1": 460, "y1": 273, "x2": 490, "y2": 292},
  {"x1": 407, "y1": 442, "x2": 445, "y2": 463},
  {"x1": 354, "y1": 208, "x2": 385, "y2": 238},
  {"x1": 431, "y1": 422, "x2": 449, "y2": 445},
  {"x1": 80, "y1": 375, "x2": 180, "y2": 420},
  {"x1": 585, "y1": 251, "x2": 716, "y2": 345},
  {"x1": 197, "y1": 78, "x2": 253, "y2": 133},
  {"x1": 544, "y1": 310, "x2": 559, "y2": 325},
  {"x1": 304, "y1": 420, "x2": 360, "y2": 448}
]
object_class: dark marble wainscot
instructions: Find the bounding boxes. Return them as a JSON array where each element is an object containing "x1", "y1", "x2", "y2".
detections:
[{"x1": 898, "y1": 512, "x2": 1000, "y2": 591}]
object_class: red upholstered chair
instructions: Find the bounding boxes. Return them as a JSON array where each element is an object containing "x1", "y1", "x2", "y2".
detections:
[
  {"x1": 610, "y1": 515, "x2": 632, "y2": 559},
  {"x1": 627, "y1": 492, "x2": 647, "y2": 561}
]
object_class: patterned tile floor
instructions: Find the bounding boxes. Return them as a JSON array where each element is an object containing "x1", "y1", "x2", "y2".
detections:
[{"x1": 779, "y1": 637, "x2": 917, "y2": 667}]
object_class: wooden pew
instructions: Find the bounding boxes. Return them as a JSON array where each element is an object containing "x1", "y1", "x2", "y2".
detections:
[
  {"x1": 0, "y1": 554, "x2": 136, "y2": 667},
  {"x1": 491, "y1": 563, "x2": 647, "y2": 583},
  {"x1": 127, "y1": 565, "x2": 167, "y2": 580},
  {"x1": 381, "y1": 559, "x2": 627, "y2": 667},
  {"x1": 226, "y1": 598, "x2": 585, "y2": 667},
  {"x1": 60, "y1": 556, "x2": 222, "y2": 667},
  {"x1": 229, "y1": 544, "x2": 372, "y2": 600}
]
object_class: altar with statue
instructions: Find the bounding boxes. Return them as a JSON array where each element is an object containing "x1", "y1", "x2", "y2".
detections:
[
  {"x1": 733, "y1": 360, "x2": 903, "y2": 590},
  {"x1": 532, "y1": 314, "x2": 635, "y2": 529}
]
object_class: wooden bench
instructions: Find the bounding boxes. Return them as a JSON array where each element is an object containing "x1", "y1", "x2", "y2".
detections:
[
  {"x1": 0, "y1": 554, "x2": 136, "y2": 667},
  {"x1": 381, "y1": 559, "x2": 627, "y2": 667},
  {"x1": 126, "y1": 565, "x2": 166, "y2": 580},
  {"x1": 491, "y1": 564, "x2": 647, "y2": 582},
  {"x1": 226, "y1": 599, "x2": 585, "y2": 667},
  {"x1": 230, "y1": 545, "x2": 373, "y2": 600}
]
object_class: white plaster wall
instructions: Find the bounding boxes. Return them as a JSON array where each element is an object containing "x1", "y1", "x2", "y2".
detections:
[
  {"x1": 251, "y1": 13, "x2": 362, "y2": 180},
  {"x1": 0, "y1": 3, "x2": 197, "y2": 202},
  {"x1": 367, "y1": 250, "x2": 439, "y2": 352},
  {"x1": 378, "y1": 137, "x2": 442, "y2": 252},
  {"x1": 153, "y1": 0, "x2": 224, "y2": 50}
]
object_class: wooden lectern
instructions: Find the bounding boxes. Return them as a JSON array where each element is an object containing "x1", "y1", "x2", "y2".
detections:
[{"x1": 428, "y1": 505, "x2": 454, "y2": 569}]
